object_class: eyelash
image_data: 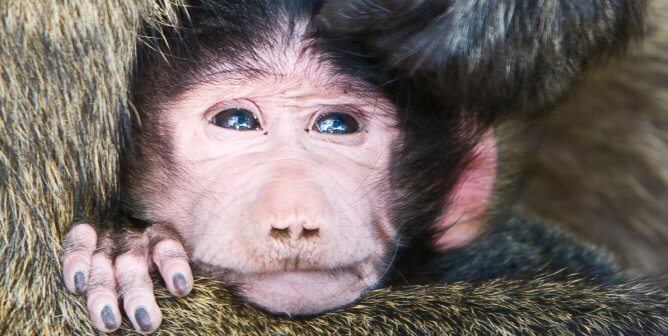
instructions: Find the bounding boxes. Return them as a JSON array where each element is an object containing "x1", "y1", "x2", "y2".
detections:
[
  {"x1": 205, "y1": 102, "x2": 368, "y2": 131},
  {"x1": 205, "y1": 100, "x2": 261, "y2": 122},
  {"x1": 313, "y1": 105, "x2": 367, "y2": 127}
]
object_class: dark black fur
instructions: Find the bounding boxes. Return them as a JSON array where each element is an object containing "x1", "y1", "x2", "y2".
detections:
[
  {"x1": 319, "y1": 0, "x2": 647, "y2": 123},
  {"x1": 318, "y1": 0, "x2": 647, "y2": 277},
  {"x1": 397, "y1": 209, "x2": 622, "y2": 285}
]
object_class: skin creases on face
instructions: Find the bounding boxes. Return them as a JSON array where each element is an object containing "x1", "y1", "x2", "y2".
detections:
[{"x1": 144, "y1": 45, "x2": 401, "y2": 314}]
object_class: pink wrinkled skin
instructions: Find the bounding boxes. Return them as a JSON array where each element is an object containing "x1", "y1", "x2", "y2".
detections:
[
  {"x1": 142, "y1": 31, "x2": 400, "y2": 314},
  {"x1": 435, "y1": 132, "x2": 497, "y2": 250}
]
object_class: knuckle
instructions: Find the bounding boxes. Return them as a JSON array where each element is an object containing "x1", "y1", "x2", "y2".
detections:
[
  {"x1": 147, "y1": 224, "x2": 185, "y2": 248},
  {"x1": 87, "y1": 254, "x2": 116, "y2": 291},
  {"x1": 154, "y1": 239, "x2": 188, "y2": 261},
  {"x1": 117, "y1": 271, "x2": 153, "y2": 295},
  {"x1": 115, "y1": 253, "x2": 152, "y2": 292},
  {"x1": 146, "y1": 225, "x2": 188, "y2": 269},
  {"x1": 86, "y1": 274, "x2": 115, "y2": 294},
  {"x1": 62, "y1": 222, "x2": 98, "y2": 255}
]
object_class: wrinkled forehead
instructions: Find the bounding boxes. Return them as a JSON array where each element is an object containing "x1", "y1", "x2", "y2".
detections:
[
  {"x1": 187, "y1": 36, "x2": 380, "y2": 101},
  {"x1": 135, "y1": 2, "x2": 389, "y2": 105},
  {"x1": 140, "y1": 25, "x2": 387, "y2": 113}
]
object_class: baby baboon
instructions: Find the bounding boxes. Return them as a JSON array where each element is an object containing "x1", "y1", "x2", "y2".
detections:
[
  {"x1": 57, "y1": 0, "x2": 666, "y2": 334},
  {"x1": 1, "y1": 0, "x2": 666, "y2": 335}
]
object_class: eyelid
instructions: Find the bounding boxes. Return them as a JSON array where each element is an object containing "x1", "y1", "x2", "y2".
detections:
[
  {"x1": 204, "y1": 98, "x2": 264, "y2": 126},
  {"x1": 311, "y1": 105, "x2": 367, "y2": 131},
  {"x1": 214, "y1": 109, "x2": 264, "y2": 131}
]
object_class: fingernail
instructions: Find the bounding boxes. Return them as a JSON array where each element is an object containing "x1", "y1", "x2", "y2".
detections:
[
  {"x1": 74, "y1": 271, "x2": 85, "y2": 294},
  {"x1": 134, "y1": 307, "x2": 152, "y2": 332},
  {"x1": 173, "y1": 273, "x2": 188, "y2": 296},
  {"x1": 101, "y1": 305, "x2": 117, "y2": 330}
]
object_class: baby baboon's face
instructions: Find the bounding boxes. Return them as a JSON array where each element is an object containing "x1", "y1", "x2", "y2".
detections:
[{"x1": 138, "y1": 31, "x2": 400, "y2": 314}]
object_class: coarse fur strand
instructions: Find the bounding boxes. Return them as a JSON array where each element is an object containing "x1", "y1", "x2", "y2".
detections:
[
  {"x1": 319, "y1": 0, "x2": 647, "y2": 123},
  {"x1": 1, "y1": 1, "x2": 668, "y2": 335}
]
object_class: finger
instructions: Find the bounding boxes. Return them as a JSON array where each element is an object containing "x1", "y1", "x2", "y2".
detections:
[
  {"x1": 62, "y1": 223, "x2": 97, "y2": 295},
  {"x1": 152, "y1": 239, "x2": 193, "y2": 297},
  {"x1": 116, "y1": 252, "x2": 162, "y2": 333},
  {"x1": 86, "y1": 252, "x2": 122, "y2": 333}
]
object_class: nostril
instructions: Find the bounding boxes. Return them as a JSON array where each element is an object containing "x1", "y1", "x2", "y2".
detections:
[
  {"x1": 301, "y1": 228, "x2": 319, "y2": 238},
  {"x1": 270, "y1": 227, "x2": 290, "y2": 239}
]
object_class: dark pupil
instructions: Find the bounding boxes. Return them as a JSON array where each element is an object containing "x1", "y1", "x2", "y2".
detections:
[
  {"x1": 212, "y1": 108, "x2": 260, "y2": 131},
  {"x1": 315, "y1": 112, "x2": 359, "y2": 134}
]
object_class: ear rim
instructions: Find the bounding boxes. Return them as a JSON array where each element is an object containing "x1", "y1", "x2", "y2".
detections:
[{"x1": 434, "y1": 131, "x2": 497, "y2": 250}]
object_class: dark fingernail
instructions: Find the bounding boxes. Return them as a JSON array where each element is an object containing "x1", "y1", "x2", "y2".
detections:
[
  {"x1": 173, "y1": 273, "x2": 188, "y2": 296},
  {"x1": 101, "y1": 305, "x2": 117, "y2": 330},
  {"x1": 134, "y1": 307, "x2": 152, "y2": 332},
  {"x1": 74, "y1": 271, "x2": 85, "y2": 294}
]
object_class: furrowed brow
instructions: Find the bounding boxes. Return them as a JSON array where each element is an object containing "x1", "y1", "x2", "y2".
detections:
[{"x1": 185, "y1": 63, "x2": 381, "y2": 102}]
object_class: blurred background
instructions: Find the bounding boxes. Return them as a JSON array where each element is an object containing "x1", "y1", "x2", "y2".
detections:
[{"x1": 516, "y1": 0, "x2": 668, "y2": 274}]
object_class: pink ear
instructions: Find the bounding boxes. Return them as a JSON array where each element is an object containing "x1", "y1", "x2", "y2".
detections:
[{"x1": 434, "y1": 131, "x2": 497, "y2": 250}]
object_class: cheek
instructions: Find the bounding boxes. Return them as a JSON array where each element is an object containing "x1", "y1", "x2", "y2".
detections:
[
  {"x1": 145, "y1": 108, "x2": 400, "y2": 315},
  {"x1": 160, "y1": 125, "x2": 400, "y2": 269}
]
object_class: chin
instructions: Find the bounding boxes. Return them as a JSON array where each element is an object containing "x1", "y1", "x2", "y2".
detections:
[{"x1": 231, "y1": 267, "x2": 380, "y2": 315}]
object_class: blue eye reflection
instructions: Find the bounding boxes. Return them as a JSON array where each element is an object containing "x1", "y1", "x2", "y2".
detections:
[
  {"x1": 314, "y1": 112, "x2": 360, "y2": 134},
  {"x1": 212, "y1": 108, "x2": 261, "y2": 131}
]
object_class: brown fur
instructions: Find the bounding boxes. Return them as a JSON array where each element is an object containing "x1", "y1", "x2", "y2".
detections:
[
  {"x1": 1, "y1": 1, "x2": 667, "y2": 335},
  {"x1": 519, "y1": 0, "x2": 668, "y2": 274}
]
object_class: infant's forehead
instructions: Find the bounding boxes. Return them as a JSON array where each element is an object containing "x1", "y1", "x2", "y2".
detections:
[
  {"x1": 137, "y1": 17, "x2": 393, "y2": 112},
  {"x1": 191, "y1": 63, "x2": 378, "y2": 98}
]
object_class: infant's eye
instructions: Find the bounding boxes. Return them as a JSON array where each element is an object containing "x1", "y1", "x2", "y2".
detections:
[
  {"x1": 313, "y1": 112, "x2": 360, "y2": 134},
  {"x1": 211, "y1": 108, "x2": 261, "y2": 131}
]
